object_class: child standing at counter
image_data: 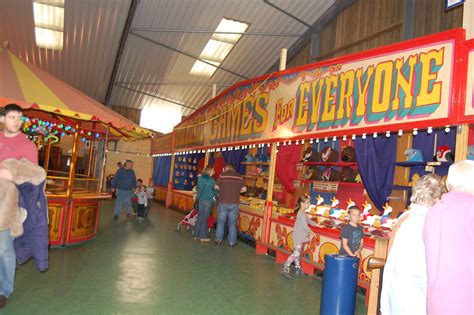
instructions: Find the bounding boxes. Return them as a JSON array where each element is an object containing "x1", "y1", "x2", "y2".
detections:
[
  {"x1": 281, "y1": 195, "x2": 317, "y2": 278},
  {"x1": 339, "y1": 206, "x2": 364, "y2": 257}
]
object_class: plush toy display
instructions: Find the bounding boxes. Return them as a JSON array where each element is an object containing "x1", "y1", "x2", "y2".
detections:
[
  {"x1": 435, "y1": 145, "x2": 454, "y2": 162},
  {"x1": 244, "y1": 154, "x2": 256, "y2": 162},
  {"x1": 341, "y1": 146, "x2": 357, "y2": 162},
  {"x1": 339, "y1": 166, "x2": 357, "y2": 182},
  {"x1": 404, "y1": 148, "x2": 424, "y2": 162},
  {"x1": 256, "y1": 153, "x2": 269, "y2": 162},
  {"x1": 301, "y1": 148, "x2": 318, "y2": 162},
  {"x1": 322, "y1": 167, "x2": 340, "y2": 181},
  {"x1": 320, "y1": 146, "x2": 339, "y2": 162},
  {"x1": 468, "y1": 145, "x2": 474, "y2": 161}
]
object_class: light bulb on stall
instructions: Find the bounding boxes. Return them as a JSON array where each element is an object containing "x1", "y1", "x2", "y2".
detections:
[
  {"x1": 362, "y1": 133, "x2": 367, "y2": 139},
  {"x1": 332, "y1": 136, "x2": 337, "y2": 142},
  {"x1": 413, "y1": 128, "x2": 418, "y2": 136},
  {"x1": 427, "y1": 127, "x2": 433, "y2": 134},
  {"x1": 301, "y1": 139, "x2": 305, "y2": 144},
  {"x1": 373, "y1": 132, "x2": 378, "y2": 138},
  {"x1": 398, "y1": 130, "x2": 403, "y2": 136},
  {"x1": 310, "y1": 139, "x2": 313, "y2": 144},
  {"x1": 316, "y1": 138, "x2": 320, "y2": 143},
  {"x1": 324, "y1": 137, "x2": 328, "y2": 143},
  {"x1": 342, "y1": 135, "x2": 347, "y2": 141},
  {"x1": 386, "y1": 131, "x2": 390, "y2": 138},
  {"x1": 445, "y1": 126, "x2": 450, "y2": 133},
  {"x1": 352, "y1": 135, "x2": 356, "y2": 140}
]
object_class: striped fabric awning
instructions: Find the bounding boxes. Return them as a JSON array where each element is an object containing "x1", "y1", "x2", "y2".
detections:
[{"x1": 0, "y1": 48, "x2": 152, "y2": 140}]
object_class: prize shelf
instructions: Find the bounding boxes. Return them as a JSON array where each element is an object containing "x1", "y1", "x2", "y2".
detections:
[
  {"x1": 302, "y1": 161, "x2": 357, "y2": 167},
  {"x1": 300, "y1": 179, "x2": 363, "y2": 187},
  {"x1": 241, "y1": 162, "x2": 271, "y2": 165},
  {"x1": 394, "y1": 161, "x2": 451, "y2": 167},
  {"x1": 242, "y1": 175, "x2": 270, "y2": 180}
]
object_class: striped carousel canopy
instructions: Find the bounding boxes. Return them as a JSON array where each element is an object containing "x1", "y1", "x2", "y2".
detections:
[{"x1": 0, "y1": 48, "x2": 153, "y2": 140}]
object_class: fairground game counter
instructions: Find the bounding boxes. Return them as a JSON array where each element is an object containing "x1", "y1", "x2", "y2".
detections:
[{"x1": 152, "y1": 29, "x2": 474, "y2": 312}]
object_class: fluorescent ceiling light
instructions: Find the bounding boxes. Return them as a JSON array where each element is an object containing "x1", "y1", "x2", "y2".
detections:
[
  {"x1": 33, "y1": 1, "x2": 65, "y2": 50},
  {"x1": 213, "y1": 18, "x2": 249, "y2": 44},
  {"x1": 190, "y1": 18, "x2": 249, "y2": 77},
  {"x1": 200, "y1": 39, "x2": 234, "y2": 62},
  {"x1": 33, "y1": 2, "x2": 64, "y2": 30},
  {"x1": 35, "y1": 27, "x2": 64, "y2": 50},
  {"x1": 190, "y1": 60, "x2": 219, "y2": 77}
]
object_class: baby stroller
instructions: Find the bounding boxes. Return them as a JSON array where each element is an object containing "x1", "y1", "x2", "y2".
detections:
[{"x1": 175, "y1": 202, "x2": 215, "y2": 232}]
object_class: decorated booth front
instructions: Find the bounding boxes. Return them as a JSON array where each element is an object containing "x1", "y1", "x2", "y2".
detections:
[{"x1": 153, "y1": 28, "x2": 474, "y2": 306}]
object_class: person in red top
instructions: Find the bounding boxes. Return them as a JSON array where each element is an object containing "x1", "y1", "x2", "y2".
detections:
[{"x1": 0, "y1": 104, "x2": 38, "y2": 309}]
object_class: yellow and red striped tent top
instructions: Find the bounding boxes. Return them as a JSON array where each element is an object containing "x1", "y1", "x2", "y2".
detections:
[{"x1": 0, "y1": 48, "x2": 153, "y2": 140}]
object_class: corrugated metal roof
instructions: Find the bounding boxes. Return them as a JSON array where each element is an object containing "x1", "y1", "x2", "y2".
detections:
[{"x1": 0, "y1": 0, "x2": 334, "y2": 122}]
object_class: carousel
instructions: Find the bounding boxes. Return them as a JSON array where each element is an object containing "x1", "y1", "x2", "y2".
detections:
[{"x1": 0, "y1": 47, "x2": 153, "y2": 247}]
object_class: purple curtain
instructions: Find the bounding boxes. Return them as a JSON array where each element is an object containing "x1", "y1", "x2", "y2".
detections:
[
  {"x1": 354, "y1": 136, "x2": 397, "y2": 213},
  {"x1": 152, "y1": 156, "x2": 171, "y2": 187},
  {"x1": 222, "y1": 148, "x2": 248, "y2": 174}
]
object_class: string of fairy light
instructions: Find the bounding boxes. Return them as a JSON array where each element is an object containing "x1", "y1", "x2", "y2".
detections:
[
  {"x1": 22, "y1": 116, "x2": 103, "y2": 143},
  {"x1": 152, "y1": 126, "x2": 453, "y2": 157}
]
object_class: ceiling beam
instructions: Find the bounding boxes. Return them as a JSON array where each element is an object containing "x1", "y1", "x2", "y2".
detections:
[
  {"x1": 105, "y1": 0, "x2": 139, "y2": 106},
  {"x1": 263, "y1": 0, "x2": 312, "y2": 28},
  {"x1": 115, "y1": 84, "x2": 197, "y2": 110},
  {"x1": 116, "y1": 81, "x2": 231, "y2": 88},
  {"x1": 131, "y1": 28, "x2": 304, "y2": 37},
  {"x1": 130, "y1": 31, "x2": 249, "y2": 80},
  {"x1": 266, "y1": 0, "x2": 356, "y2": 73}
]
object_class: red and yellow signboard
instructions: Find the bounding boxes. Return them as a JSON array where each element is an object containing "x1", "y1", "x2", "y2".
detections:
[{"x1": 174, "y1": 29, "x2": 465, "y2": 150}]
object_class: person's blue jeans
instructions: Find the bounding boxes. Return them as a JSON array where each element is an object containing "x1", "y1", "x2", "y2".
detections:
[
  {"x1": 114, "y1": 189, "x2": 133, "y2": 216},
  {"x1": 215, "y1": 203, "x2": 239, "y2": 245},
  {"x1": 194, "y1": 200, "x2": 212, "y2": 239},
  {"x1": 0, "y1": 229, "x2": 15, "y2": 297}
]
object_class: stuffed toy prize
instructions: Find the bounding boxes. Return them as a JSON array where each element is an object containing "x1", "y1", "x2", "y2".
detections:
[
  {"x1": 404, "y1": 148, "x2": 424, "y2": 162},
  {"x1": 435, "y1": 145, "x2": 454, "y2": 162},
  {"x1": 468, "y1": 145, "x2": 474, "y2": 161}
]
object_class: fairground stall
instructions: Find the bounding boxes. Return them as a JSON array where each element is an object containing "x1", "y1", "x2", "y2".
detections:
[
  {"x1": 163, "y1": 28, "x2": 470, "y2": 309},
  {"x1": 0, "y1": 48, "x2": 152, "y2": 247},
  {"x1": 151, "y1": 133, "x2": 173, "y2": 205}
]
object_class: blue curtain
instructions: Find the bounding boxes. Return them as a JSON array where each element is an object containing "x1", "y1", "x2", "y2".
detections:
[
  {"x1": 152, "y1": 156, "x2": 171, "y2": 187},
  {"x1": 354, "y1": 136, "x2": 397, "y2": 213},
  {"x1": 222, "y1": 148, "x2": 248, "y2": 174}
]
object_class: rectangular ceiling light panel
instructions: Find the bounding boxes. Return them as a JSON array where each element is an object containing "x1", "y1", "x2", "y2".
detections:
[
  {"x1": 33, "y1": 1, "x2": 65, "y2": 50},
  {"x1": 190, "y1": 18, "x2": 249, "y2": 77},
  {"x1": 212, "y1": 18, "x2": 249, "y2": 44}
]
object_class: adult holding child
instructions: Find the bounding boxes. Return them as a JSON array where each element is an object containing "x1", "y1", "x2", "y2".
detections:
[
  {"x1": 194, "y1": 166, "x2": 216, "y2": 242},
  {"x1": 381, "y1": 174, "x2": 445, "y2": 315}
]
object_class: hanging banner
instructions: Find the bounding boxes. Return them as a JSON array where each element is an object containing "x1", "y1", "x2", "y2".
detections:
[
  {"x1": 151, "y1": 133, "x2": 172, "y2": 154},
  {"x1": 174, "y1": 29, "x2": 465, "y2": 150}
]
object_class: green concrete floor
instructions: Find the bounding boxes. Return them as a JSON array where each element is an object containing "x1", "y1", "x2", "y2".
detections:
[{"x1": 3, "y1": 201, "x2": 367, "y2": 315}]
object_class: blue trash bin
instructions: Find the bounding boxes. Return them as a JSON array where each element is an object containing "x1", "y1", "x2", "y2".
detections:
[{"x1": 320, "y1": 254, "x2": 359, "y2": 315}]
